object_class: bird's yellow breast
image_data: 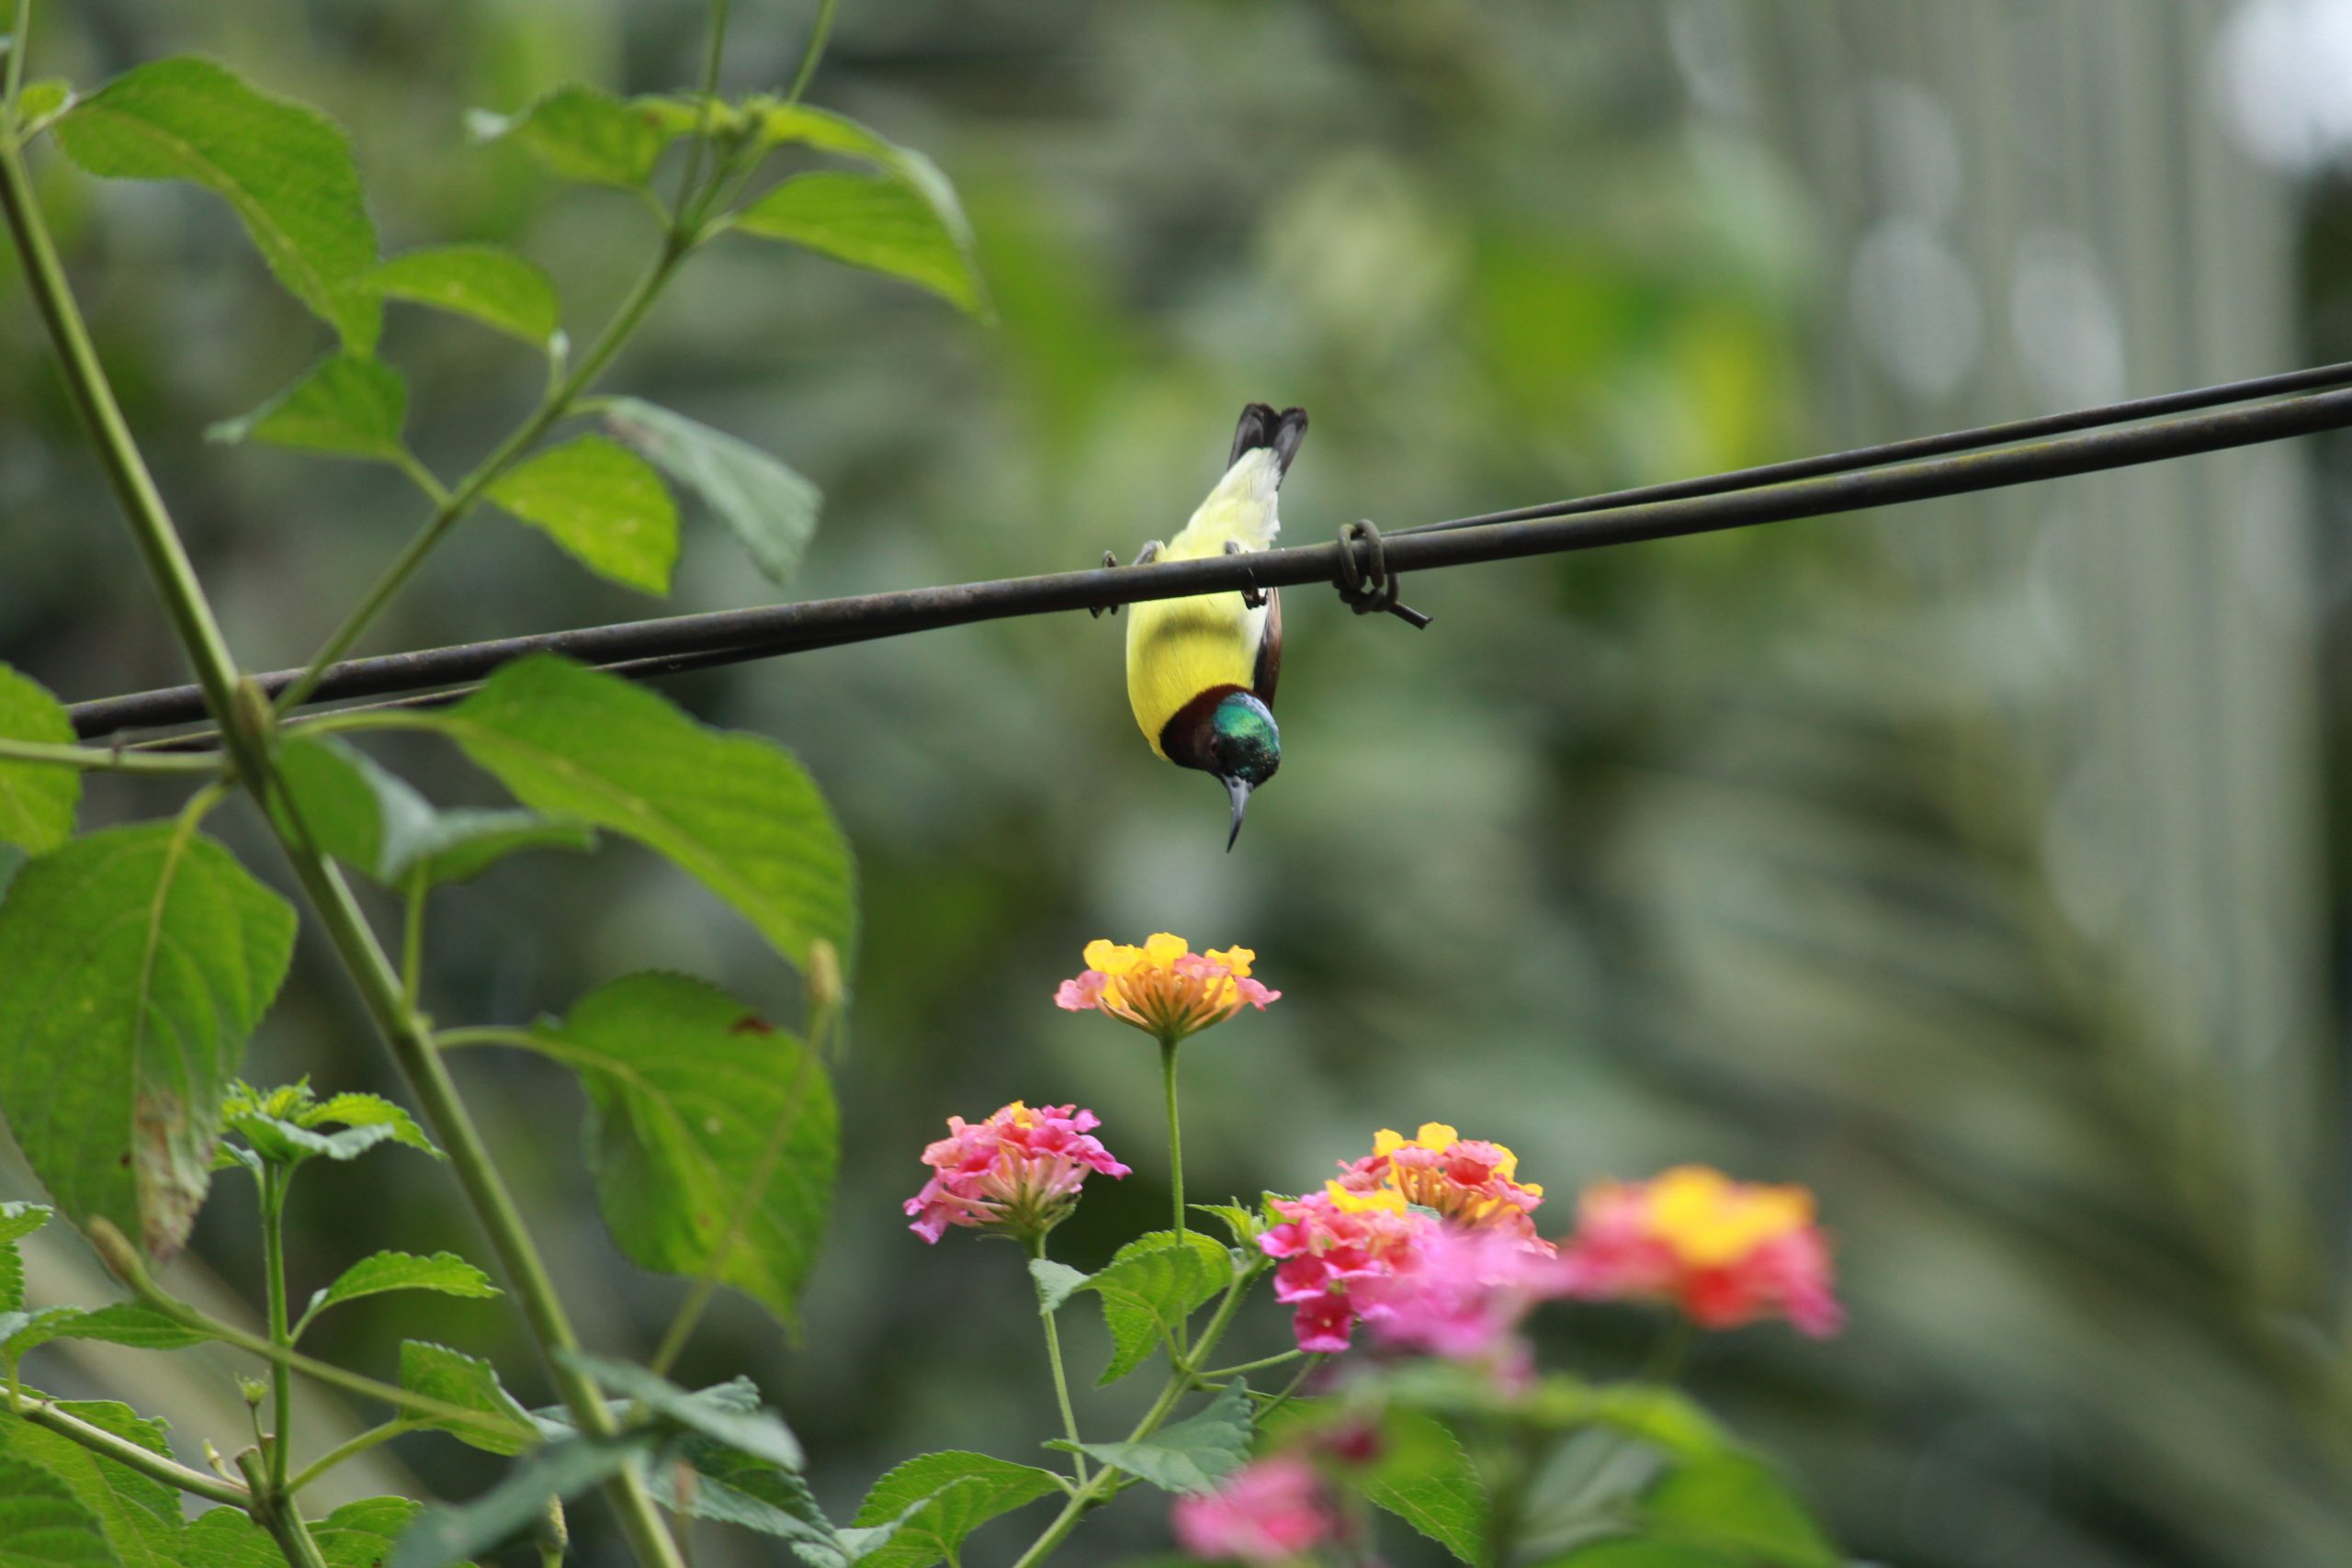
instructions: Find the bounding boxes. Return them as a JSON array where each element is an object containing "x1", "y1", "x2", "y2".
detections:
[{"x1": 1126, "y1": 586, "x2": 1257, "y2": 757}]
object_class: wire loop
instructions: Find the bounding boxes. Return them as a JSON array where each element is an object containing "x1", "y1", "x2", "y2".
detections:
[{"x1": 1333, "y1": 520, "x2": 1432, "y2": 628}]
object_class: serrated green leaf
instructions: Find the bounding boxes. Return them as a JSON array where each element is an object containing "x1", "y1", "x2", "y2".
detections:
[
  {"x1": 0, "y1": 665, "x2": 78, "y2": 855},
  {"x1": 1350, "y1": 1409, "x2": 1487, "y2": 1564},
  {"x1": 531, "y1": 976, "x2": 837, "y2": 1329},
  {"x1": 561, "y1": 1354, "x2": 805, "y2": 1470},
  {"x1": 1081, "y1": 1230, "x2": 1231, "y2": 1384},
  {"x1": 740, "y1": 172, "x2": 983, "y2": 316},
  {"x1": 0, "y1": 1454, "x2": 119, "y2": 1568},
  {"x1": 370, "y1": 244, "x2": 560, "y2": 348},
  {"x1": 171, "y1": 1510, "x2": 280, "y2": 1568},
  {"x1": 312, "y1": 1498, "x2": 438, "y2": 1568},
  {"x1": 424, "y1": 656, "x2": 855, "y2": 970},
  {"x1": 207, "y1": 354, "x2": 406, "y2": 460},
  {"x1": 468, "y1": 85, "x2": 681, "y2": 188},
  {"x1": 1028, "y1": 1258, "x2": 1088, "y2": 1316},
  {"x1": 1643, "y1": 1453, "x2": 1838, "y2": 1568},
  {"x1": 399, "y1": 1341, "x2": 539, "y2": 1457},
  {"x1": 603, "y1": 398, "x2": 820, "y2": 586},
  {"x1": 300, "y1": 1091, "x2": 438, "y2": 1156},
  {"x1": 1068, "y1": 1380, "x2": 1252, "y2": 1495},
  {"x1": 648, "y1": 1436, "x2": 840, "y2": 1549},
  {"x1": 306, "y1": 1251, "x2": 498, "y2": 1324},
  {"x1": 1192, "y1": 1202, "x2": 1263, "y2": 1247},
  {"x1": 279, "y1": 736, "x2": 592, "y2": 892},
  {"x1": 56, "y1": 58, "x2": 379, "y2": 351},
  {"x1": 488, "y1": 436, "x2": 678, "y2": 594},
  {"x1": 846, "y1": 1451, "x2": 1060, "y2": 1568},
  {"x1": 388, "y1": 1436, "x2": 650, "y2": 1568},
  {"x1": 0, "y1": 824, "x2": 296, "y2": 1258},
  {"x1": 0, "y1": 1402, "x2": 177, "y2": 1568},
  {"x1": 0, "y1": 1204, "x2": 51, "y2": 1314},
  {"x1": 226, "y1": 1112, "x2": 395, "y2": 1168},
  {"x1": 2, "y1": 1305, "x2": 210, "y2": 1358}
]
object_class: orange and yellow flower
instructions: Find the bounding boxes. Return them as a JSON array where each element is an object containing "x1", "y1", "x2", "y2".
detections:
[
  {"x1": 1054, "y1": 933, "x2": 1279, "y2": 1043},
  {"x1": 1556, "y1": 1166, "x2": 1842, "y2": 1337},
  {"x1": 1334, "y1": 1123, "x2": 1549, "y2": 1243}
]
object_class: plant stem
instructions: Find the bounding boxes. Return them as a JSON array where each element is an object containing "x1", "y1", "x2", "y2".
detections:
[
  {"x1": 1006, "y1": 1263, "x2": 1257, "y2": 1568},
  {"x1": 400, "y1": 870, "x2": 426, "y2": 1012},
  {"x1": 276, "y1": 235, "x2": 692, "y2": 715},
  {"x1": 0, "y1": 736, "x2": 226, "y2": 773},
  {"x1": 1200, "y1": 1349, "x2": 1300, "y2": 1380},
  {"x1": 671, "y1": 0, "x2": 730, "y2": 219},
  {"x1": 0, "y1": 135, "x2": 688, "y2": 1568},
  {"x1": 286, "y1": 1418, "x2": 415, "y2": 1495},
  {"x1": 1026, "y1": 1234, "x2": 1087, "y2": 1485},
  {"x1": 259, "y1": 1165, "x2": 295, "y2": 1492},
  {"x1": 238, "y1": 1450, "x2": 331, "y2": 1568},
  {"x1": 5, "y1": 0, "x2": 31, "y2": 114},
  {"x1": 784, "y1": 0, "x2": 840, "y2": 106},
  {"x1": 20, "y1": 1392, "x2": 251, "y2": 1507},
  {"x1": 1159, "y1": 1037, "x2": 1184, "y2": 1242}
]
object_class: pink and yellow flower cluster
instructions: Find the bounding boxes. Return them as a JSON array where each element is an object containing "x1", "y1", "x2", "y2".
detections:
[
  {"x1": 1555, "y1": 1165, "x2": 1843, "y2": 1337},
  {"x1": 905, "y1": 1101, "x2": 1131, "y2": 1245},
  {"x1": 1056, "y1": 933, "x2": 1279, "y2": 1043}
]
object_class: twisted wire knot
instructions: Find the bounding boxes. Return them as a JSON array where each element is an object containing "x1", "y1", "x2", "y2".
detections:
[{"x1": 1333, "y1": 520, "x2": 1432, "y2": 628}]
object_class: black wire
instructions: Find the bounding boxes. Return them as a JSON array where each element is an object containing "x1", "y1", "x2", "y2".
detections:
[{"x1": 66, "y1": 362, "x2": 2352, "y2": 743}]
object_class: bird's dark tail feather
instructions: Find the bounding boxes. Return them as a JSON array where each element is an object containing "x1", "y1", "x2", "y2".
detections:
[{"x1": 1228, "y1": 402, "x2": 1309, "y2": 481}]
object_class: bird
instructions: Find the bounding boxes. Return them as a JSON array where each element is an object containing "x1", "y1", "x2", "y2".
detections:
[{"x1": 1122, "y1": 402, "x2": 1304, "y2": 850}]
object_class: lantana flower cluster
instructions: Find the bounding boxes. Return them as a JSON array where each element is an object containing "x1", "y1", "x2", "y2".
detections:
[
  {"x1": 1055, "y1": 933, "x2": 1279, "y2": 1042},
  {"x1": 904, "y1": 1101, "x2": 1130, "y2": 1245}
]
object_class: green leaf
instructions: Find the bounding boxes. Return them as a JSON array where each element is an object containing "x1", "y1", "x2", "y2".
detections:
[
  {"x1": 487, "y1": 436, "x2": 678, "y2": 594},
  {"x1": 1080, "y1": 1230, "x2": 1231, "y2": 1384},
  {"x1": 306, "y1": 1251, "x2": 498, "y2": 1323},
  {"x1": 560, "y1": 1354, "x2": 806, "y2": 1470},
  {"x1": 0, "y1": 1402, "x2": 175, "y2": 1568},
  {"x1": 1643, "y1": 1453, "x2": 1838, "y2": 1568},
  {"x1": 532, "y1": 976, "x2": 838, "y2": 1329},
  {"x1": 427, "y1": 656, "x2": 855, "y2": 970},
  {"x1": 171, "y1": 1511, "x2": 281, "y2": 1568},
  {"x1": 399, "y1": 1340, "x2": 539, "y2": 1457},
  {"x1": 369, "y1": 244, "x2": 560, "y2": 348},
  {"x1": 467, "y1": 85, "x2": 683, "y2": 188},
  {"x1": 225, "y1": 1112, "x2": 395, "y2": 1168},
  {"x1": 207, "y1": 354, "x2": 405, "y2": 460},
  {"x1": 56, "y1": 58, "x2": 380, "y2": 351},
  {"x1": 0, "y1": 824, "x2": 297, "y2": 1258},
  {"x1": 2, "y1": 1305, "x2": 210, "y2": 1357},
  {"x1": 0, "y1": 665, "x2": 78, "y2": 855},
  {"x1": 313, "y1": 1499, "x2": 439, "y2": 1568},
  {"x1": 1348, "y1": 1409, "x2": 1487, "y2": 1565},
  {"x1": 300, "y1": 1092, "x2": 436, "y2": 1156},
  {"x1": 15, "y1": 82, "x2": 73, "y2": 130},
  {"x1": 740, "y1": 104, "x2": 985, "y2": 318},
  {"x1": 739, "y1": 172, "x2": 984, "y2": 316},
  {"x1": 279, "y1": 736, "x2": 593, "y2": 890},
  {"x1": 387, "y1": 1436, "x2": 650, "y2": 1568},
  {"x1": 1067, "y1": 1380, "x2": 1252, "y2": 1495},
  {"x1": 1538, "y1": 1544, "x2": 1744, "y2": 1568},
  {"x1": 0, "y1": 1204, "x2": 51, "y2": 1314},
  {"x1": 648, "y1": 1438, "x2": 839, "y2": 1551},
  {"x1": 603, "y1": 398, "x2": 821, "y2": 586},
  {"x1": 0, "y1": 1454, "x2": 119, "y2": 1568},
  {"x1": 846, "y1": 1451, "x2": 1061, "y2": 1568},
  {"x1": 1192, "y1": 1202, "x2": 1265, "y2": 1247},
  {"x1": 1028, "y1": 1258, "x2": 1088, "y2": 1316}
]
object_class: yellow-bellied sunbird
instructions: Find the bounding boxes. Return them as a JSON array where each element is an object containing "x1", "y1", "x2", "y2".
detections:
[{"x1": 1123, "y1": 403, "x2": 1304, "y2": 850}]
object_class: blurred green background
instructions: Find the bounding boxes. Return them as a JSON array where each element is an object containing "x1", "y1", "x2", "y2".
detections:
[{"x1": 6, "y1": 1, "x2": 2352, "y2": 1563}]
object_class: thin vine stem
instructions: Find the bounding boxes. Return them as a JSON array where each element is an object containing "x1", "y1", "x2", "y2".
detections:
[
  {"x1": 785, "y1": 0, "x2": 841, "y2": 107},
  {"x1": 5, "y1": 0, "x2": 31, "y2": 114},
  {"x1": 19, "y1": 1392, "x2": 252, "y2": 1507},
  {"x1": 671, "y1": 0, "x2": 731, "y2": 220},
  {"x1": 1026, "y1": 1234, "x2": 1088, "y2": 1485},
  {"x1": 286, "y1": 1418, "x2": 416, "y2": 1495},
  {"x1": 0, "y1": 735, "x2": 223, "y2": 773},
  {"x1": 260, "y1": 1165, "x2": 296, "y2": 1492}
]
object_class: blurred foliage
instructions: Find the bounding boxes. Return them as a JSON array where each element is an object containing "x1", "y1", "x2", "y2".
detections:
[{"x1": 3, "y1": 2, "x2": 2349, "y2": 1566}]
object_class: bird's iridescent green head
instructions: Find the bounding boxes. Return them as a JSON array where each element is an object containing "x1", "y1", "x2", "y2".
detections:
[{"x1": 1208, "y1": 693, "x2": 1280, "y2": 850}]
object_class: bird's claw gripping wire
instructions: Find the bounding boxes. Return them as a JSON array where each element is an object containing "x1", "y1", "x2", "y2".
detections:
[
  {"x1": 1089, "y1": 550, "x2": 1123, "y2": 617},
  {"x1": 1333, "y1": 520, "x2": 1432, "y2": 628},
  {"x1": 1224, "y1": 539, "x2": 1268, "y2": 608}
]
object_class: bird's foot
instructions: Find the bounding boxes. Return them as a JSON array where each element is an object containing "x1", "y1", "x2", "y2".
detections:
[
  {"x1": 1090, "y1": 542, "x2": 1163, "y2": 617},
  {"x1": 1225, "y1": 539, "x2": 1267, "y2": 608}
]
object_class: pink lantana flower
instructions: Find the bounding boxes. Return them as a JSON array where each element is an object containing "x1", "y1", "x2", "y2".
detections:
[
  {"x1": 1170, "y1": 1455, "x2": 1336, "y2": 1564},
  {"x1": 1354, "y1": 1222, "x2": 1570, "y2": 1368},
  {"x1": 1054, "y1": 933, "x2": 1279, "y2": 1043},
  {"x1": 904, "y1": 1101, "x2": 1130, "y2": 1245},
  {"x1": 1556, "y1": 1166, "x2": 1843, "y2": 1337},
  {"x1": 1259, "y1": 1185, "x2": 1435, "y2": 1353}
]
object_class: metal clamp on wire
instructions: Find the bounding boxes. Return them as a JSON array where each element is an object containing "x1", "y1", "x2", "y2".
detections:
[{"x1": 1333, "y1": 520, "x2": 1432, "y2": 628}]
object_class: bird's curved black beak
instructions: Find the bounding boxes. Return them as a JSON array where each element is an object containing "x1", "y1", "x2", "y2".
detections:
[{"x1": 1223, "y1": 775, "x2": 1253, "y2": 852}]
